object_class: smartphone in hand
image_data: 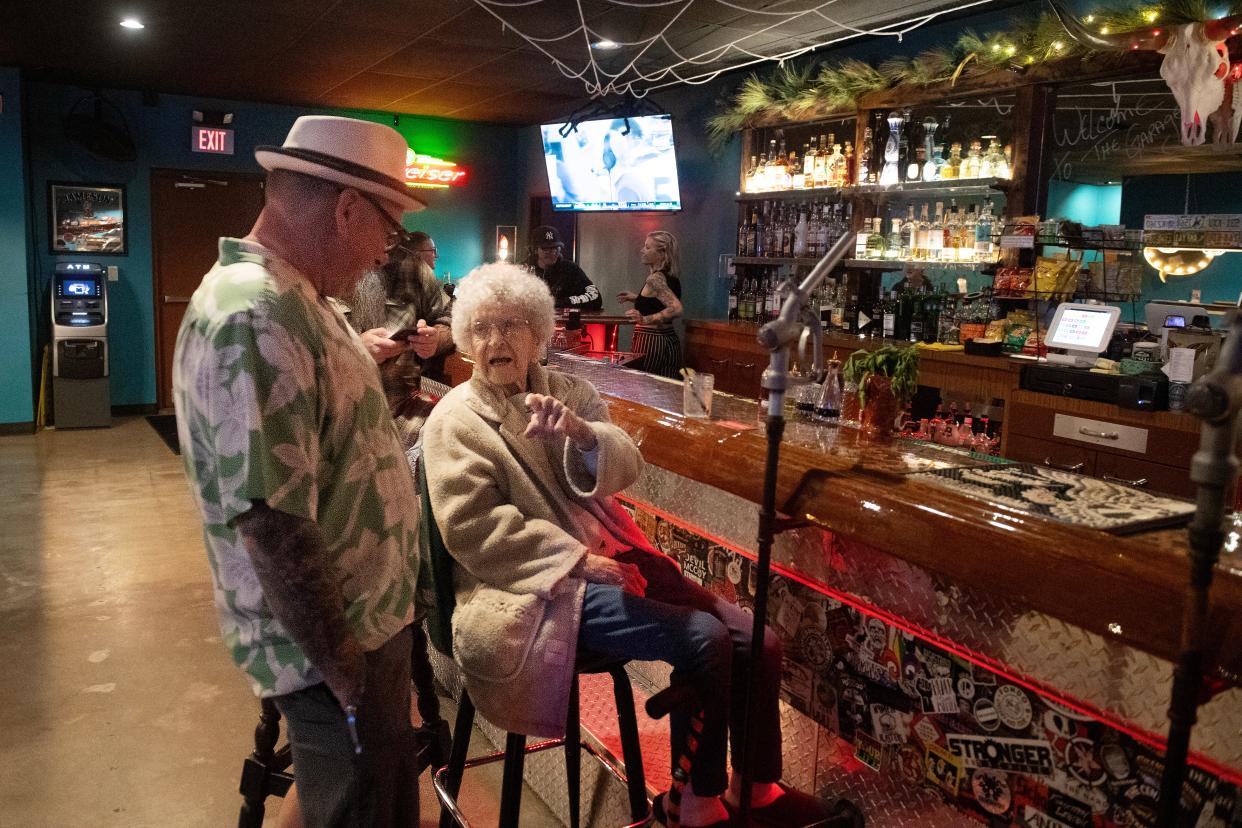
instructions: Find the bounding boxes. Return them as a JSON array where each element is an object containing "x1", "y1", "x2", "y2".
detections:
[{"x1": 388, "y1": 327, "x2": 421, "y2": 341}]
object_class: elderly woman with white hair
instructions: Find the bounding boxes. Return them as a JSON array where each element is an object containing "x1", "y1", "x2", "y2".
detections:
[{"x1": 421, "y1": 263, "x2": 823, "y2": 828}]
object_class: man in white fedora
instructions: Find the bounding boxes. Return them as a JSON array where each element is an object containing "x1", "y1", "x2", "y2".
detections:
[{"x1": 173, "y1": 115, "x2": 426, "y2": 827}]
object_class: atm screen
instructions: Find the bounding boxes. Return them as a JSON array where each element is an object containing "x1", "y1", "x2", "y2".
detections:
[{"x1": 62, "y1": 279, "x2": 98, "y2": 297}]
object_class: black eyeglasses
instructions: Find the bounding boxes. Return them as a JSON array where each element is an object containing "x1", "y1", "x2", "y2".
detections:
[{"x1": 351, "y1": 189, "x2": 410, "y2": 252}]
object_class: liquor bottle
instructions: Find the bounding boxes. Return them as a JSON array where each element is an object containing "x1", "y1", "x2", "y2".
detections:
[
  {"x1": 782, "y1": 206, "x2": 796, "y2": 257},
  {"x1": 881, "y1": 111, "x2": 903, "y2": 186},
  {"x1": 886, "y1": 212, "x2": 902, "y2": 260},
  {"x1": 804, "y1": 137, "x2": 817, "y2": 183},
  {"x1": 814, "y1": 134, "x2": 830, "y2": 188},
  {"x1": 728, "y1": 278, "x2": 740, "y2": 320},
  {"x1": 830, "y1": 143, "x2": 845, "y2": 187},
  {"x1": 768, "y1": 273, "x2": 781, "y2": 321},
  {"x1": 943, "y1": 200, "x2": 960, "y2": 262},
  {"x1": 906, "y1": 142, "x2": 921, "y2": 182},
  {"x1": 845, "y1": 293, "x2": 859, "y2": 334},
  {"x1": 963, "y1": 139, "x2": 982, "y2": 179},
  {"x1": 764, "y1": 204, "x2": 778, "y2": 258},
  {"x1": 855, "y1": 220, "x2": 871, "y2": 260},
  {"x1": 744, "y1": 155, "x2": 758, "y2": 192},
  {"x1": 791, "y1": 148, "x2": 805, "y2": 190},
  {"x1": 744, "y1": 206, "x2": 758, "y2": 256},
  {"x1": 881, "y1": 290, "x2": 898, "y2": 338},
  {"x1": 928, "y1": 202, "x2": 945, "y2": 259},
  {"x1": 978, "y1": 138, "x2": 995, "y2": 178},
  {"x1": 815, "y1": 354, "x2": 843, "y2": 422},
  {"x1": 858, "y1": 127, "x2": 873, "y2": 185},
  {"x1": 987, "y1": 138, "x2": 1008, "y2": 179},
  {"x1": 975, "y1": 198, "x2": 995, "y2": 261},
  {"x1": 922, "y1": 117, "x2": 939, "y2": 181},
  {"x1": 737, "y1": 212, "x2": 748, "y2": 256},
  {"x1": 818, "y1": 282, "x2": 832, "y2": 330},
  {"x1": 739, "y1": 278, "x2": 752, "y2": 322},
  {"x1": 772, "y1": 141, "x2": 789, "y2": 190},
  {"x1": 750, "y1": 201, "x2": 760, "y2": 255},
  {"x1": 895, "y1": 288, "x2": 912, "y2": 341},
  {"x1": 830, "y1": 282, "x2": 845, "y2": 330},
  {"x1": 793, "y1": 206, "x2": 809, "y2": 258},
  {"x1": 908, "y1": 292, "x2": 925, "y2": 342},
  {"x1": 916, "y1": 203, "x2": 932, "y2": 260},
  {"x1": 844, "y1": 141, "x2": 855, "y2": 186},
  {"x1": 866, "y1": 217, "x2": 887, "y2": 259},
  {"x1": 960, "y1": 205, "x2": 977, "y2": 262},
  {"x1": 897, "y1": 109, "x2": 912, "y2": 182},
  {"x1": 900, "y1": 205, "x2": 915, "y2": 259},
  {"x1": 942, "y1": 142, "x2": 962, "y2": 180}
]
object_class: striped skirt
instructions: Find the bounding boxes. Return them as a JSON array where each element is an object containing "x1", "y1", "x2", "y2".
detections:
[{"x1": 631, "y1": 325, "x2": 682, "y2": 379}]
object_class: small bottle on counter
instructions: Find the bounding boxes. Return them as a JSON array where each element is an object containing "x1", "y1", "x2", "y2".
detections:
[{"x1": 815, "y1": 355, "x2": 843, "y2": 423}]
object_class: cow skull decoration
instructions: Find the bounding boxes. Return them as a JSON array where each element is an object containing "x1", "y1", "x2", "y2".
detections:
[{"x1": 1049, "y1": 0, "x2": 1242, "y2": 145}]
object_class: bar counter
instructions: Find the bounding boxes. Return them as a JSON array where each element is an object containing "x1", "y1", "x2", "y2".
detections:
[{"x1": 524, "y1": 350, "x2": 1242, "y2": 824}]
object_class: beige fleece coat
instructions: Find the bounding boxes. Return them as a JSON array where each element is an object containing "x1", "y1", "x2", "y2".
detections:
[{"x1": 421, "y1": 364, "x2": 654, "y2": 737}]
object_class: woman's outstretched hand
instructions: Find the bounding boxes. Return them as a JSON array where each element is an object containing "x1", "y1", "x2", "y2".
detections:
[
  {"x1": 616, "y1": 291, "x2": 638, "y2": 304},
  {"x1": 524, "y1": 393, "x2": 597, "y2": 451},
  {"x1": 577, "y1": 554, "x2": 647, "y2": 597}
]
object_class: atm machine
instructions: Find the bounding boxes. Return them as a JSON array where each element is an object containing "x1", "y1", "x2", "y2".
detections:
[{"x1": 51, "y1": 262, "x2": 110, "y2": 428}]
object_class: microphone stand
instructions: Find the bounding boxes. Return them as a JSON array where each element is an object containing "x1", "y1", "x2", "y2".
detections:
[
  {"x1": 1157, "y1": 310, "x2": 1242, "y2": 826},
  {"x1": 734, "y1": 232, "x2": 858, "y2": 828}
]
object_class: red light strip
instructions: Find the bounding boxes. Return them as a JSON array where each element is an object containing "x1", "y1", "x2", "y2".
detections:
[{"x1": 618, "y1": 494, "x2": 1242, "y2": 786}]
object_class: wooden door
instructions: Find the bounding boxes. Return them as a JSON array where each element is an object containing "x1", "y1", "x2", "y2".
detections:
[{"x1": 151, "y1": 170, "x2": 265, "y2": 411}]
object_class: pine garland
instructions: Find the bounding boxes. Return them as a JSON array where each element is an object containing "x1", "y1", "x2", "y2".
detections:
[{"x1": 706, "y1": 2, "x2": 1242, "y2": 152}]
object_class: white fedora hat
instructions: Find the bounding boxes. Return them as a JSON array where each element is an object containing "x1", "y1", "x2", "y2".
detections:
[{"x1": 256, "y1": 115, "x2": 425, "y2": 213}]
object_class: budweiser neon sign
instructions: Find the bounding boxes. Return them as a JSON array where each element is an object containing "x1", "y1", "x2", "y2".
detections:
[{"x1": 404, "y1": 148, "x2": 467, "y2": 189}]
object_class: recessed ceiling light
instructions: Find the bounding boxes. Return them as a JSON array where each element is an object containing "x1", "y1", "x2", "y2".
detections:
[
  {"x1": 120, "y1": 18, "x2": 145, "y2": 29},
  {"x1": 591, "y1": 39, "x2": 620, "y2": 50}
]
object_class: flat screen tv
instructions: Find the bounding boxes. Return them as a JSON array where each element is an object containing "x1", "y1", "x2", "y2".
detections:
[{"x1": 540, "y1": 114, "x2": 682, "y2": 212}]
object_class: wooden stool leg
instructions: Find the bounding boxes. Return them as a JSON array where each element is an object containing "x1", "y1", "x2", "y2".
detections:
[
  {"x1": 565, "y1": 680, "x2": 582, "y2": 828},
  {"x1": 237, "y1": 698, "x2": 282, "y2": 828},
  {"x1": 610, "y1": 666, "x2": 649, "y2": 822},
  {"x1": 410, "y1": 623, "x2": 451, "y2": 769},
  {"x1": 439, "y1": 692, "x2": 476, "y2": 828},
  {"x1": 498, "y1": 733, "x2": 527, "y2": 828}
]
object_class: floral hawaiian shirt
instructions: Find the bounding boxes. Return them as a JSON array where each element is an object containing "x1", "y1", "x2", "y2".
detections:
[{"x1": 173, "y1": 238, "x2": 420, "y2": 697}]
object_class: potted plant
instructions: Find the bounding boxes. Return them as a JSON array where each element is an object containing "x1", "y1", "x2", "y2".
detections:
[{"x1": 841, "y1": 345, "x2": 920, "y2": 440}]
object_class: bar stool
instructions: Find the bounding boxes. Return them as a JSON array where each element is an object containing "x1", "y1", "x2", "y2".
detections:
[{"x1": 433, "y1": 652, "x2": 651, "y2": 828}]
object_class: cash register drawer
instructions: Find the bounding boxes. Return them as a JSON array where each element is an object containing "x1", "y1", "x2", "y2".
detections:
[{"x1": 1052, "y1": 414, "x2": 1148, "y2": 453}]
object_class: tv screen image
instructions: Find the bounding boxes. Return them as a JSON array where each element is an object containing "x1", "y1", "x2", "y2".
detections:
[{"x1": 540, "y1": 114, "x2": 682, "y2": 212}]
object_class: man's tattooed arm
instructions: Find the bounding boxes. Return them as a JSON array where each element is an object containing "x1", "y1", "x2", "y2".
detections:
[{"x1": 235, "y1": 502, "x2": 367, "y2": 708}]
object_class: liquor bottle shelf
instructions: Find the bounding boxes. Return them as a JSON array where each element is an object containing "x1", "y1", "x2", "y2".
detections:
[
  {"x1": 732, "y1": 256, "x2": 823, "y2": 266},
  {"x1": 845, "y1": 258, "x2": 997, "y2": 270},
  {"x1": 731, "y1": 255, "x2": 999, "y2": 269},
  {"x1": 736, "y1": 178, "x2": 1010, "y2": 203}
]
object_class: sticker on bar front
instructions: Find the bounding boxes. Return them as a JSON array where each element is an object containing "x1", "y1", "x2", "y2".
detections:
[
  {"x1": 946, "y1": 734, "x2": 1056, "y2": 776},
  {"x1": 994, "y1": 685, "x2": 1034, "y2": 730},
  {"x1": 929, "y1": 677, "x2": 959, "y2": 714},
  {"x1": 925, "y1": 741, "x2": 963, "y2": 798},
  {"x1": 854, "y1": 731, "x2": 883, "y2": 771},
  {"x1": 971, "y1": 769, "x2": 1013, "y2": 816},
  {"x1": 1019, "y1": 805, "x2": 1073, "y2": 828}
]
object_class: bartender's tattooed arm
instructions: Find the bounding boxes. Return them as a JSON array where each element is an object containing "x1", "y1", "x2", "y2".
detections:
[
  {"x1": 235, "y1": 502, "x2": 367, "y2": 707},
  {"x1": 640, "y1": 272, "x2": 684, "y2": 325}
]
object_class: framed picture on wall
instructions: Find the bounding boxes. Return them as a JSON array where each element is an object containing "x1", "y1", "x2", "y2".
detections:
[{"x1": 49, "y1": 183, "x2": 127, "y2": 255}]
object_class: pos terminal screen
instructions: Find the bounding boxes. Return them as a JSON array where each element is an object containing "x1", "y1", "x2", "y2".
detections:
[
  {"x1": 1048, "y1": 307, "x2": 1113, "y2": 351},
  {"x1": 61, "y1": 279, "x2": 98, "y2": 297}
]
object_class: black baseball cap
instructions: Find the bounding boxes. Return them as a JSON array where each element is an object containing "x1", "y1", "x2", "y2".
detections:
[{"x1": 531, "y1": 225, "x2": 564, "y2": 248}]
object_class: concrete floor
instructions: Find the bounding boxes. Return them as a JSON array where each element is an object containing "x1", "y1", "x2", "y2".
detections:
[{"x1": 0, "y1": 417, "x2": 558, "y2": 827}]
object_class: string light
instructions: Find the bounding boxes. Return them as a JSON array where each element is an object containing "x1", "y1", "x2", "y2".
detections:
[{"x1": 473, "y1": 0, "x2": 1000, "y2": 98}]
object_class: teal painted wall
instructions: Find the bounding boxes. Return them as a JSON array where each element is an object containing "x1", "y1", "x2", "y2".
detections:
[
  {"x1": 0, "y1": 68, "x2": 35, "y2": 426},
  {"x1": 1048, "y1": 180, "x2": 1122, "y2": 227},
  {"x1": 22, "y1": 81, "x2": 527, "y2": 411}
]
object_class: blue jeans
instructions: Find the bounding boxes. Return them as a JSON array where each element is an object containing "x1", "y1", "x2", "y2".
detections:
[{"x1": 578, "y1": 549, "x2": 783, "y2": 795}]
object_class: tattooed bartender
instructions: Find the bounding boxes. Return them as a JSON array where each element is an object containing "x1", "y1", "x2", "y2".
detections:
[{"x1": 173, "y1": 116, "x2": 425, "y2": 826}]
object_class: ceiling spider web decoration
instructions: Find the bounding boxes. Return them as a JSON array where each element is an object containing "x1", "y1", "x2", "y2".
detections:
[{"x1": 474, "y1": 0, "x2": 997, "y2": 99}]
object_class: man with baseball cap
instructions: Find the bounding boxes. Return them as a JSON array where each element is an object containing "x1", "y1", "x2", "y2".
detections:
[
  {"x1": 173, "y1": 115, "x2": 425, "y2": 826},
  {"x1": 527, "y1": 224, "x2": 602, "y2": 312}
]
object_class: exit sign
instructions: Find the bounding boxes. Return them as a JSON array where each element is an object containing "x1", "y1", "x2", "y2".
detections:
[{"x1": 191, "y1": 125, "x2": 235, "y2": 155}]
